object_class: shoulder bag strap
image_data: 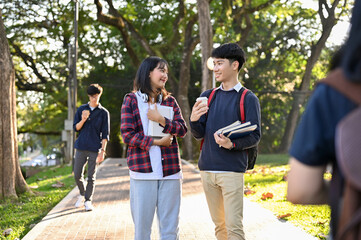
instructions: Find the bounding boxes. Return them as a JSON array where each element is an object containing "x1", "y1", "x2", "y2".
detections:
[{"x1": 320, "y1": 68, "x2": 361, "y2": 105}]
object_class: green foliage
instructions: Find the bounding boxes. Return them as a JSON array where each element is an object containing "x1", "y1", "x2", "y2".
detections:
[
  {"x1": 0, "y1": 165, "x2": 74, "y2": 240},
  {"x1": 240, "y1": 2, "x2": 320, "y2": 152},
  {"x1": 1, "y1": 0, "x2": 351, "y2": 155}
]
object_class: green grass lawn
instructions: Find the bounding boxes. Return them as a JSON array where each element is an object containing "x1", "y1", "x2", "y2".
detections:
[
  {"x1": 244, "y1": 154, "x2": 330, "y2": 239},
  {"x1": 0, "y1": 165, "x2": 74, "y2": 240}
]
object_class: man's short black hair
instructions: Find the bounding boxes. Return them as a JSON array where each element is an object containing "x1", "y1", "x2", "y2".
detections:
[
  {"x1": 211, "y1": 43, "x2": 246, "y2": 71},
  {"x1": 87, "y1": 84, "x2": 103, "y2": 96}
]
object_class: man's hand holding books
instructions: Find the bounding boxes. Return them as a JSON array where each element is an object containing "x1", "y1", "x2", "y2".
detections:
[
  {"x1": 216, "y1": 121, "x2": 256, "y2": 140},
  {"x1": 214, "y1": 121, "x2": 257, "y2": 149},
  {"x1": 214, "y1": 132, "x2": 234, "y2": 149}
]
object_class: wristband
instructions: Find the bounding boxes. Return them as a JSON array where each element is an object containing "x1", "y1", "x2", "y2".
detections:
[{"x1": 228, "y1": 142, "x2": 235, "y2": 150}]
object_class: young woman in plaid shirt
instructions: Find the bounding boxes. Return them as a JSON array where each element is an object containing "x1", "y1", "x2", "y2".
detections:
[{"x1": 121, "y1": 56, "x2": 187, "y2": 240}]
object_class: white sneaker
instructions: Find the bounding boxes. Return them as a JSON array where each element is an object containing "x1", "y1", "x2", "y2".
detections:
[
  {"x1": 75, "y1": 195, "x2": 84, "y2": 208},
  {"x1": 84, "y1": 201, "x2": 94, "y2": 211}
]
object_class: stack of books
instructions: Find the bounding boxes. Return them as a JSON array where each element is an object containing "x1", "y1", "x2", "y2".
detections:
[{"x1": 217, "y1": 121, "x2": 256, "y2": 140}]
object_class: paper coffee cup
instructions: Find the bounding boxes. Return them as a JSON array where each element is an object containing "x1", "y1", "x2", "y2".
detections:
[{"x1": 196, "y1": 97, "x2": 208, "y2": 105}]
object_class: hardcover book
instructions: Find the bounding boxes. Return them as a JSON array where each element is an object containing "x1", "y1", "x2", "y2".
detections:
[
  {"x1": 148, "y1": 105, "x2": 174, "y2": 138},
  {"x1": 217, "y1": 121, "x2": 256, "y2": 140}
]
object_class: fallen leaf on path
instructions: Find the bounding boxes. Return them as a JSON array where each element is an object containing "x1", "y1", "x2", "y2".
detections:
[
  {"x1": 3, "y1": 228, "x2": 13, "y2": 236},
  {"x1": 277, "y1": 213, "x2": 291, "y2": 219},
  {"x1": 244, "y1": 187, "x2": 256, "y2": 195},
  {"x1": 52, "y1": 181, "x2": 65, "y2": 188},
  {"x1": 261, "y1": 192, "x2": 274, "y2": 200}
]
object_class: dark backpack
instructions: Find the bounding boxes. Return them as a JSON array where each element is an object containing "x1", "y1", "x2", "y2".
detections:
[
  {"x1": 200, "y1": 87, "x2": 258, "y2": 170},
  {"x1": 321, "y1": 69, "x2": 361, "y2": 240}
]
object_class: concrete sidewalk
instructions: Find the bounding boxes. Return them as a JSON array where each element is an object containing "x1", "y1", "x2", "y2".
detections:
[{"x1": 22, "y1": 158, "x2": 317, "y2": 240}]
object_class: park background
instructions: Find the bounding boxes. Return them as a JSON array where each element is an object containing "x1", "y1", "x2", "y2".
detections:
[
  {"x1": 1, "y1": 0, "x2": 354, "y2": 162},
  {"x1": 0, "y1": 0, "x2": 355, "y2": 239}
]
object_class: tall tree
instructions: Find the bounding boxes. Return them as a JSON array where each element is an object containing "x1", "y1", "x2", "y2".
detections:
[
  {"x1": 197, "y1": 0, "x2": 213, "y2": 92},
  {"x1": 94, "y1": 0, "x2": 200, "y2": 160},
  {"x1": 0, "y1": 9, "x2": 31, "y2": 199},
  {"x1": 279, "y1": 0, "x2": 348, "y2": 152}
]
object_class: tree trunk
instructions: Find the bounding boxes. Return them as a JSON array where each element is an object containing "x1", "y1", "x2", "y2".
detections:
[
  {"x1": 197, "y1": 0, "x2": 213, "y2": 92},
  {"x1": 278, "y1": 0, "x2": 341, "y2": 152},
  {"x1": 0, "y1": 9, "x2": 31, "y2": 199},
  {"x1": 177, "y1": 21, "x2": 199, "y2": 160},
  {"x1": 177, "y1": 55, "x2": 193, "y2": 160}
]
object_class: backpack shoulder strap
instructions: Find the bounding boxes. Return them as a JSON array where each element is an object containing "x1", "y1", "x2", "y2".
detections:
[
  {"x1": 200, "y1": 88, "x2": 217, "y2": 150},
  {"x1": 207, "y1": 88, "x2": 217, "y2": 107},
  {"x1": 236, "y1": 87, "x2": 249, "y2": 123},
  {"x1": 320, "y1": 68, "x2": 361, "y2": 105},
  {"x1": 240, "y1": 88, "x2": 249, "y2": 123},
  {"x1": 325, "y1": 68, "x2": 361, "y2": 239}
]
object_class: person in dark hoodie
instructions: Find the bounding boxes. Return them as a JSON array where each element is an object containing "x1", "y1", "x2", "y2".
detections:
[{"x1": 287, "y1": 1, "x2": 361, "y2": 239}]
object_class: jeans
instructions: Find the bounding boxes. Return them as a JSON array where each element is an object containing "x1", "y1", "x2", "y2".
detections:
[
  {"x1": 130, "y1": 178, "x2": 182, "y2": 240},
  {"x1": 73, "y1": 149, "x2": 98, "y2": 201}
]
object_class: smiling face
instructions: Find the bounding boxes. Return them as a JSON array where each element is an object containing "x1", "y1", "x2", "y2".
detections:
[
  {"x1": 213, "y1": 58, "x2": 239, "y2": 83},
  {"x1": 149, "y1": 63, "x2": 168, "y2": 91}
]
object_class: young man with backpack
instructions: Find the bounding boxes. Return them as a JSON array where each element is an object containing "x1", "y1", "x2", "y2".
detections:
[
  {"x1": 190, "y1": 43, "x2": 261, "y2": 240},
  {"x1": 287, "y1": 2, "x2": 361, "y2": 239}
]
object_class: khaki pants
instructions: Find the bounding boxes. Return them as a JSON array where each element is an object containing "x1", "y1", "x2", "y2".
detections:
[{"x1": 200, "y1": 171, "x2": 245, "y2": 240}]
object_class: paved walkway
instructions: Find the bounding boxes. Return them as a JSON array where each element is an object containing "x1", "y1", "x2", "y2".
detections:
[{"x1": 22, "y1": 158, "x2": 317, "y2": 240}]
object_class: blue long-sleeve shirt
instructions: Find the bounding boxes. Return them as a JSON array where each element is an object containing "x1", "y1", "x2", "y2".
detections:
[
  {"x1": 190, "y1": 84, "x2": 261, "y2": 172},
  {"x1": 73, "y1": 103, "x2": 110, "y2": 152}
]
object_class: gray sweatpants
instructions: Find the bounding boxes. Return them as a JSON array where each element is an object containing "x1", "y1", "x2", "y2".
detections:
[{"x1": 73, "y1": 149, "x2": 98, "y2": 201}]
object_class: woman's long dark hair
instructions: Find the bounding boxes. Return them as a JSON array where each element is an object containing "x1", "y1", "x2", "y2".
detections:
[{"x1": 133, "y1": 56, "x2": 170, "y2": 101}]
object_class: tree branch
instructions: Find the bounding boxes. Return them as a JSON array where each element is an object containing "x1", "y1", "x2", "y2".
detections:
[
  {"x1": 160, "y1": 0, "x2": 185, "y2": 54},
  {"x1": 17, "y1": 130, "x2": 61, "y2": 135},
  {"x1": 94, "y1": 0, "x2": 140, "y2": 66}
]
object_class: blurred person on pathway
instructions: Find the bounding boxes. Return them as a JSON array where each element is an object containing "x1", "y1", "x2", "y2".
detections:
[
  {"x1": 73, "y1": 84, "x2": 110, "y2": 211},
  {"x1": 288, "y1": 1, "x2": 361, "y2": 239}
]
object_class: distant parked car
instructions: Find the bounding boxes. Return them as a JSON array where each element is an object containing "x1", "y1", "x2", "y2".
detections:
[
  {"x1": 46, "y1": 151, "x2": 62, "y2": 166},
  {"x1": 31, "y1": 159, "x2": 43, "y2": 167},
  {"x1": 30, "y1": 154, "x2": 46, "y2": 167}
]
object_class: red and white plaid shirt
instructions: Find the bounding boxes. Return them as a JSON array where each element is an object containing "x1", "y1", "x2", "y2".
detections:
[{"x1": 121, "y1": 93, "x2": 187, "y2": 177}]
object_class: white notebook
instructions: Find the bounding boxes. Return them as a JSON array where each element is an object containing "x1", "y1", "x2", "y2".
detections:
[{"x1": 148, "y1": 105, "x2": 174, "y2": 138}]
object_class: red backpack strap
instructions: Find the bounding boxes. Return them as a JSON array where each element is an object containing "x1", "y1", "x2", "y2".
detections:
[
  {"x1": 208, "y1": 88, "x2": 217, "y2": 106},
  {"x1": 200, "y1": 88, "x2": 217, "y2": 150},
  {"x1": 240, "y1": 88, "x2": 249, "y2": 123}
]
